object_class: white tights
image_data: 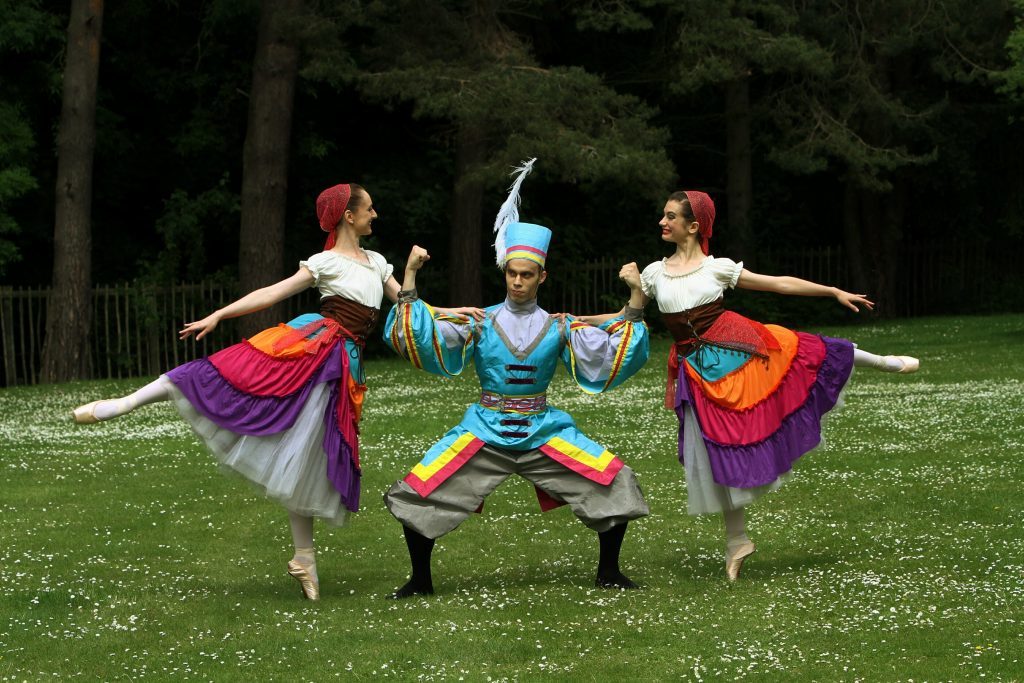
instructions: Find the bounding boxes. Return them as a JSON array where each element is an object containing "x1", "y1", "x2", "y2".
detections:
[
  {"x1": 93, "y1": 377, "x2": 172, "y2": 420},
  {"x1": 853, "y1": 348, "x2": 907, "y2": 372},
  {"x1": 723, "y1": 508, "x2": 754, "y2": 562},
  {"x1": 288, "y1": 512, "x2": 317, "y2": 580},
  {"x1": 723, "y1": 508, "x2": 750, "y2": 547}
]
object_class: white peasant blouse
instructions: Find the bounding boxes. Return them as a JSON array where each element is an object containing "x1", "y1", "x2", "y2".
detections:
[
  {"x1": 640, "y1": 256, "x2": 743, "y2": 313},
  {"x1": 299, "y1": 250, "x2": 395, "y2": 307}
]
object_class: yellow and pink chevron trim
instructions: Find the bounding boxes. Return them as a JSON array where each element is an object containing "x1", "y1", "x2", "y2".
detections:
[
  {"x1": 539, "y1": 436, "x2": 623, "y2": 485},
  {"x1": 404, "y1": 432, "x2": 486, "y2": 497}
]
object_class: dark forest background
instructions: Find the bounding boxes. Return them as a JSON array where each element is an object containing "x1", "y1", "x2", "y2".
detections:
[{"x1": 2, "y1": 0, "x2": 1023, "y2": 382}]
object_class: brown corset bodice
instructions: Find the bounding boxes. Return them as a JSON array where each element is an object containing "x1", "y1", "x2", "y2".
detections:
[
  {"x1": 661, "y1": 297, "x2": 725, "y2": 356},
  {"x1": 319, "y1": 295, "x2": 380, "y2": 343}
]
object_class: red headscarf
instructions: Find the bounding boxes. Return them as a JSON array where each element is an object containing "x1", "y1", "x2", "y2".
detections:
[
  {"x1": 683, "y1": 190, "x2": 716, "y2": 256},
  {"x1": 316, "y1": 184, "x2": 352, "y2": 250}
]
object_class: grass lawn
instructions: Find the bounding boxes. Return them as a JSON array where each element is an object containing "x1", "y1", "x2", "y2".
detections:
[{"x1": 1, "y1": 314, "x2": 1022, "y2": 681}]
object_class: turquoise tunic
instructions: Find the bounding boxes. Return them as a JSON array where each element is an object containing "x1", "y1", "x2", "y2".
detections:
[{"x1": 383, "y1": 298, "x2": 648, "y2": 497}]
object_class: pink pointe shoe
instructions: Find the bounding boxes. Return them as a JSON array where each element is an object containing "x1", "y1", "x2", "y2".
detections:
[
  {"x1": 287, "y1": 560, "x2": 320, "y2": 601},
  {"x1": 725, "y1": 542, "x2": 756, "y2": 582},
  {"x1": 887, "y1": 355, "x2": 920, "y2": 374},
  {"x1": 71, "y1": 400, "x2": 104, "y2": 425}
]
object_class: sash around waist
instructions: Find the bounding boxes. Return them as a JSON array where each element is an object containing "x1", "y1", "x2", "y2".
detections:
[{"x1": 479, "y1": 391, "x2": 548, "y2": 414}]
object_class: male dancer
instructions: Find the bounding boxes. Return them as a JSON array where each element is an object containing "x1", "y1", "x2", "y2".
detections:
[{"x1": 382, "y1": 160, "x2": 650, "y2": 597}]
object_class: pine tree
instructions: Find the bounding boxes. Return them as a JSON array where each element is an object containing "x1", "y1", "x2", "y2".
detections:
[{"x1": 354, "y1": 0, "x2": 674, "y2": 304}]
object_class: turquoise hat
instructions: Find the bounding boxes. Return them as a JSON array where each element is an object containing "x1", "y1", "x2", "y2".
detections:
[{"x1": 503, "y1": 222, "x2": 551, "y2": 268}]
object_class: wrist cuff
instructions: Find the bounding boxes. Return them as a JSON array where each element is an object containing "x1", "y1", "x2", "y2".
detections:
[
  {"x1": 624, "y1": 305, "x2": 644, "y2": 322},
  {"x1": 398, "y1": 288, "x2": 419, "y2": 303}
]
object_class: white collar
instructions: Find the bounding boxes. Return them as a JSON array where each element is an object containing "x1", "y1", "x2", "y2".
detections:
[{"x1": 502, "y1": 296, "x2": 538, "y2": 314}]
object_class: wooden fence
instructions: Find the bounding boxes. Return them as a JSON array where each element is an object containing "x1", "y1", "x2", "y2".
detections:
[
  {"x1": 1, "y1": 243, "x2": 1019, "y2": 386},
  {"x1": 0, "y1": 282, "x2": 321, "y2": 387}
]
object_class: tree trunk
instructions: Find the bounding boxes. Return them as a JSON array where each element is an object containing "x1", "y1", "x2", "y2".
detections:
[
  {"x1": 448, "y1": 125, "x2": 487, "y2": 306},
  {"x1": 724, "y1": 77, "x2": 754, "y2": 261},
  {"x1": 238, "y1": 0, "x2": 301, "y2": 336},
  {"x1": 40, "y1": 0, "x2": 103, "y2": 384}
]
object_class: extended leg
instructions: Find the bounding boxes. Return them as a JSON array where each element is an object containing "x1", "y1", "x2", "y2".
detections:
[
  {"x1": 723, "y1": 507, "x2": 755, "y2": 582},
  {"x1": 72, "y1": 377, "x2": 172, "y2": 423},
  {"x1": 390, "y1": 525, "x2": 435, "y2": 599},
  {"x1": 853, "y1": 348, "x2": 919, "y2": 374},
  {"x1": 286, "y1": 511, "x2": 319, "y2": 601}
]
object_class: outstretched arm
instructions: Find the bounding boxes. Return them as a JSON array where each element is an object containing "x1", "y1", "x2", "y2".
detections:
[
  {"x1": 736, "y1": 269, "x2": 874, "y2": 312},
  {"x1": 179, "y1": 268, "x2": 314, "y2": 340}
]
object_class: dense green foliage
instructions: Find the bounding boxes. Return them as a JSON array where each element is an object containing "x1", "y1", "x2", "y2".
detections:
[
  {"x1": 0, "y1": 0, "x2": 61, "y2": 275},
  {"x1": 1, "y1": 1, "x2": 1022, "y2": 306},
  {"x1": 2, "y1": 315, "x2": 1022, "y2": 679}
]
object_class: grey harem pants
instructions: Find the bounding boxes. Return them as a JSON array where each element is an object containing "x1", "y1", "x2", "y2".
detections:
[{"x1": 385, "y1": 443, "x2": 649, "y2": 539}]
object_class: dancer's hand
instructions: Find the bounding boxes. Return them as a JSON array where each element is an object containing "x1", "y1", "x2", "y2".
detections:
[
  {"x1": 407, "y1": 245, "x2": 430, "y2": 271},
  {"x1": 836, "y1": 290, "x2": 874, "y2": 313},
  {"x1": 180, "y1": 314, "x2": 220, "y2": 341},
  {"x1": 437, "y1": 306, "x2": 486, "y2": 322},
  {"x1": 549, "y1": 312, "x2": 573, "y2": 323},
  {"x1": 619, "y1": 262, "x2": 642, "y2": 290}
]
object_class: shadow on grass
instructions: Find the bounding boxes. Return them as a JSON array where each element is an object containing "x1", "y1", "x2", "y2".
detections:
[
  {"x1": 741, "y1": 550, "x2": 843, "y2": 578},
  {"x1": 655, "y1": 547, "x2": 844, "y2": 585}
]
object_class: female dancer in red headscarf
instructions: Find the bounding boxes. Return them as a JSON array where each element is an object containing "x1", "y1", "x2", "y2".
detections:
[
  {"x1": 72, "y1": 183, "x2": 480, "y2": 600},
  {"x1": 583, "y1": 190, "x2": 918, "y2": 581}
]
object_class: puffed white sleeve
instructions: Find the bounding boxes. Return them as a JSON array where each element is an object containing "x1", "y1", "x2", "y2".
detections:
[
  {"x1": 640, "y1": 261, "x2": 662, "y2": 299},
  {"x1": 299, "y1": 252, "x2": 330, "y2": 288},
  {"x1": 368, "y1": 250, "x2": 395, "y2": 283},
  {"x1": 709, "y1": 257, "x2": 743, "y2": 289}
]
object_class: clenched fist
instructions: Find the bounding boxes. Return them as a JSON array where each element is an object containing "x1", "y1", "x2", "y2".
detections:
[
  {"x1": 407, "y1": 245, "x2": 430, "y2": 271},
  {"x1": 619, "y1": 262, "x2": 641, "y2": 289}
]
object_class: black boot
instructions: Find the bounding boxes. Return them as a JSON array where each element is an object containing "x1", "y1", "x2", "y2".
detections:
[
  {"x1": 595, "y1": 522, "x2": 639, "y2": 589},
  {"x1": 390, "y1": 525, "x2": 436, "y2": 599}
]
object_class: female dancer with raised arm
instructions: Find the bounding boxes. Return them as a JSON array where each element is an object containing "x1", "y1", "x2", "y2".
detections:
[
  {"x1": 72, "y1": 183, "x2": 480, "y2": 600},
  {"x1": 583, "y1": 190, "x2": 918, "y2": 581}
]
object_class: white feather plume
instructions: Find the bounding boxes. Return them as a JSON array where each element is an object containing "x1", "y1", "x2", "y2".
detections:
[{"x1": 492, "y1": 157, "x2": 537, "y2": 267}]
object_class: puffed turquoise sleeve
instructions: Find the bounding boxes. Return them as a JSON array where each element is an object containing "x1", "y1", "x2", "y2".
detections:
[
  {"x1": 561, "y1": 307, "x2": 649, "y2": 393},
  {"x1": 383, "y1": 297, "x2": 475, "y2": 377}
]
